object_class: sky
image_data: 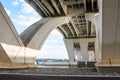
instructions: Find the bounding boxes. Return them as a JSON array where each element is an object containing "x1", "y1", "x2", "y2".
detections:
[{"x1": 0, "y1": 0, "x2": 68, "y2": 59}]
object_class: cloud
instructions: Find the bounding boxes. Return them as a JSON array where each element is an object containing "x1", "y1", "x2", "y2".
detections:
[
  {"x1": 43, "y1": 30, "x2": 65, "y2": 47},
  {"x1": 5, "y1": 8, "x2": 11, "y2": 16},
  {"x1": 19, "y1": 0, "x2": 24, "y2": 3},
  {"x1": 37, "y1": 30, "x2": 68, "y2": 59},
  {"x1": 38, "y1": 48, "x2": 68, "y2": 59},
  {"x1": 12, "y1": 14, "x2": 40, "y2": 28},
  {"x1": 12, "y1": 0, "x2": 19, "y2": 6},
  {"x1": 10, "y1": 0, "x2": 41, "y2": 34},
  {"x1": 21, "y1": 2, "x2": 35, "y2": 14}
]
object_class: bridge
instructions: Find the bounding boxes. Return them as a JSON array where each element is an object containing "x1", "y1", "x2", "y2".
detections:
[{"x1": 0, "y1": 0, "x2": 120, "y2": 72}]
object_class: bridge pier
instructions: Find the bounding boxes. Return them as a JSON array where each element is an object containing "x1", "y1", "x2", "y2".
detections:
[
  {"x1": 64, "y1": 38, "x2": 97, "y2": 67},
  {"x1": 96, "y1": 60, "x2": 120, "y2": 73},
  {"x1": 0, "y1": 4, "x2": 40, "y2": 68},
  {"x1": 64, "y1": 39, "x2": 77, "y2": 67},
  {"x1": 95, "y1": 0, "x2": 120, "y2": 72},
  {"x1": 79, "y1": 40, "x2": 88, "y2": 64}
]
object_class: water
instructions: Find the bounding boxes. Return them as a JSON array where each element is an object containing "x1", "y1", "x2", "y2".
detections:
[
  {"x1": 37, "y1": 62, "x2": 69, "y2": 68},
  {"x1": 38, "y1": 65, "x2": 69, "y2": 68}
]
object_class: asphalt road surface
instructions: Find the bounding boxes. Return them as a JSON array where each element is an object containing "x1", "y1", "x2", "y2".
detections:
[{"x1": 0, "y1": 74, "x2": 119, "y2": 80}]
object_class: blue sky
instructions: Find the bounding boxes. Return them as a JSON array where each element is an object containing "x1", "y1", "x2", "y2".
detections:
[{"x1": 0, "y1": 0, "x2": 68, "y2": 59}]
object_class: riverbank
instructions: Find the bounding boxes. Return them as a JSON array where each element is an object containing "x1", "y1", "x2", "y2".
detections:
[{"x1": 0, "y1": 67, "x2": 119, "y2": 76}]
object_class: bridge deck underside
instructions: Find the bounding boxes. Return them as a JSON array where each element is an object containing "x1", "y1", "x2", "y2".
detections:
[{"x1": 25, "y1": 0, "x2": 98, "y2": 39}]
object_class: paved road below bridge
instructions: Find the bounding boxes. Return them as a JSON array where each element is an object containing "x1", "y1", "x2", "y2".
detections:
[{"x1": 0, "y1": 74, "x2": 119, "y2": 80}]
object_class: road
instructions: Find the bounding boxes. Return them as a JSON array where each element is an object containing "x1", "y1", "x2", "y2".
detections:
[{"x1": 0, "y1": 73, "x2": 119, "y2": 80}]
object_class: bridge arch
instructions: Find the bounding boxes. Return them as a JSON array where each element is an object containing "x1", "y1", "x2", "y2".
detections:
[{"x1": 20, "y1": 17, "x2": 69, "y2": 50}]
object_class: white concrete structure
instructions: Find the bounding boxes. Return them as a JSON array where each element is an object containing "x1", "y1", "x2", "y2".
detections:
[
  {"x1": 0, "y1": 3, "x2": 69, "y2": 68},
  {"x1": 0, "y1": 0, "x2": 120, "y2": 72},
  {"x1": 0, "y1": 3, "x2": 41, "y2": 68},
  {"x1": 64, "y1": 38, "x2": 96, "y2": 65},
  {"x1": 20, "y1": 17, "x2": 69, "y2": 49},
  {"x1": 22, "y1": 0, "x2": 120, "y2": 72},
  {"x1": 21, "y1": 0, "x2": 98, "y2": 67},
  {"x1": 0, "y1": 0, "x2": 100, "y2": 69},
  {"x1": 95, "y1": 0, "x2": 120, "y2": 72}
]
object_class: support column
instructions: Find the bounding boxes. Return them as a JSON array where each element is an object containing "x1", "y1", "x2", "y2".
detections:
[
  {"x1": 94, "y1": 41, "x2": 98, "y2": 62},
  {"x1": 64, "y1": 39, "x2": 77, "y2": 66},
  {"x1": 75, "y1": 49, "x2": 82, "y2": 62},
  {"x1": 96, "y1": 0, "x2": 120, "y2": 72},
  {"x1": 78, "y1": 38, "x2": 96, "y2": 67},
  {"x1": 79, "y1": 41, "x2": 88, "y2": 64}
]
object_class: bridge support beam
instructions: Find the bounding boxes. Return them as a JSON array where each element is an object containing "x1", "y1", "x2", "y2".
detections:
[
  {"x1": 95, "y1": 0, "x2": 120, "y2": 72},
  {"x1": 0, "y1": 2, "x2": 70, "y2": 69},
  {"x1": 78, "y1": 39, "x2": 96, "y2": 67},
  {"x1": 79, "y1": 41, "x2": 88, "y2": 64},
  {"x1": 0, "y1": 3, "x2": 39, "y2": 68},
  {"x1": 64, "y1": 38, "x2": 96, "y2": 67},
  {"x1": 64, "y1": 39, "x2": 77, "y2": 66},
  {"x1": 85, "y1": 13, "x2": 102, "y2": 63}
]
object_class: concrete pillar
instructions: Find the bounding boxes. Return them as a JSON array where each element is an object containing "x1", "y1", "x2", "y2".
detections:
[
  {"x1": 64, "y1": 38, "x2": 96, "y2": 67},
  {"x1": 79, "y1": 41, "x2": 88, "y2": 64},
  {"x1": 73, "y1": 40, "x2": 81, "y2": 62},
  {"x1": 64, "y1": 39, "x2": 77, "y2": 66},
  {"x1": 85, "y1": 12, "x2": 102, "y2": 63},
  {"x1": 96, "y1": 0, "x2": 120, "y2": 72},
  {"x1": 0, "y1": 3, "x2": 38, "y2": 68},
  {"x1": 94, "y1": 41, "x2": 100, "y2": 62},
  {"x1": 75, "y1": 49, "x2": 82, "y2": 62}
]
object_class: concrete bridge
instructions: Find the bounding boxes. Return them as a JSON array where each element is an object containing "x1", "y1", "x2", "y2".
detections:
[{"x1": 0, "y1": 0, "x2": 120, "y2": 72}]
